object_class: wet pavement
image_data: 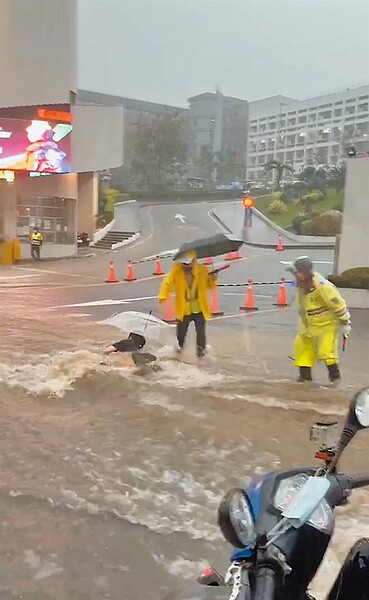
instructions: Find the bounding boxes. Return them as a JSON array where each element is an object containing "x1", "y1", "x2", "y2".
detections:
[{"x1": 0, "y1": 200, "x2": 368, "y2": 599}]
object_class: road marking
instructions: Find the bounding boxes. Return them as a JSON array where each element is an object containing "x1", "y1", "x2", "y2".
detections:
[
  {"x1": 53, "y1": 295, "x2": 158, "y2": 308},
  {"x1": 19, "y1": 266, "x2": 101, "y2": 280},
  {"x1": 211, "y1": 307, "x2": 291, "y2": 321},
  {"x1": 175, "y1": 213, "x2": 186, "y2": 224},
  {"x1": 223, "y1": 292, "x2": 272, "y2": 298},
  {"x1": 25, "y1": 274, "x2": 163, "y2": 291},
  {"x1": 0, "y1": 273, "x2": 40, "y2": 280},
  {"x1": 141, "y1": 249, "x2": 178, "y2": 262},
  {"x1": 280, "y1": 260, "x2": 333, "y2": 265}
]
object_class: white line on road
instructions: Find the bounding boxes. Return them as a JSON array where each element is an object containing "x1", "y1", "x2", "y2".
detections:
[
  {"x1": 280, "y1": 260, "x2": 333, "y2": 265},
  {"x1": 53, "y1": 295, "x2": 157, "y2": 308},
  {"x1": 0, "y1": 273, "x2": 40, "y2": 280},
  {"x1": 19, "y1": 266, "x2": 101, "y2": 280},
  {"x1": 211, "y1": 307, "x2": 291, "y2": 321},
  {"x1": 223, "y1": 292, "x2": 272, "y2": 298}
]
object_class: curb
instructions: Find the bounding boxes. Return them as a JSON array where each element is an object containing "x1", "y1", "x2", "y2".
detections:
[{"x1": 209, "y1": 210, "x2": 335, "y2": 251}]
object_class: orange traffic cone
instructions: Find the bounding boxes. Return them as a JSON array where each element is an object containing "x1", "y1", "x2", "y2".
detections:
[
  {"x1": 276, "y1": 234, "x2": 283, "y2": 252},
  {"x1": 225, "y1": 251, "x2": 235, "y2": 261},
  {"x1": 233, "y1": 249, "x2": 241, "y2": 260},
  {"x1": 204, "y1": 257, "x2": 212, "y2": 265},
  {"x1": 273, "y1": 277, "x2": 288, "y2": 307},
  {"x1": 153, "y1": 256, "x2": 164, "y2": 276},
  {"x1": 105, "y1": 260, "x2": 118, "y2": 283},
  {"x1": 210, "y1": 288, "x2": 224, "y2": 317},
  {"x1": 162, "y1": 294, "x2": 176, "y2": 323},
  {"x1": 124, "y1": 260, "x2": 137, "y2": 281},
  {"x1": 240, "y1": 279, "x2": 258, "y2": 311}
]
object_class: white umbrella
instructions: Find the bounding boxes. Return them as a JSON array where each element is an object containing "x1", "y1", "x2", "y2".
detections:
[{"x1": 99, "y1": 311, "x2": 175, "y2": 346}]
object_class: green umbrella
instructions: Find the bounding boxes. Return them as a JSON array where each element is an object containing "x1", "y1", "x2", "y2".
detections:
[{"x1": 173, "y1": 233, "x2": 243, "y2": 261}]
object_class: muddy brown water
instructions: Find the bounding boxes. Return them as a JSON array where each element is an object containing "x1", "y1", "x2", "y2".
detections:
[{"x1": 0, "y1": 289, "x2": 368, "y2": 599}]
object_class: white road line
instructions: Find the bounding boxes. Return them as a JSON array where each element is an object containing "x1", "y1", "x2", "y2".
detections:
[
  {"x1": 211, "y1": 307, "x2": 291, "y2": 321},
  {"x1": 280, "y1": 260, "x2": 333, "y2": 265},
  {"x1": 223, "y1": 292, "x2": 272, "y2": 298},
  {"x1": 0, "y1": 273, "x2": 40, "y2": 280},
  {"x1": 19, "y1": 266, "x2": 101, "y2": 280},
  {"x1": 53, "y1": 295, "x2": 157, "y2": 308}
]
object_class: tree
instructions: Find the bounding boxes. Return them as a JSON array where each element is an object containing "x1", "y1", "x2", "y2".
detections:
[
  {"x1": 327, "y1": 166, "x2": 346, "y2": 191},
  {"x1": 214, "y1": 151, "x2": 244, "y2": 185},
  {"x1": 299, "y1": 166, "x2": 327, "y2": 197},
  {"x1": 129, "y1": 113, "x2": 188, "y2": 190},
  {"x1": 264, "y1": 160, "x2": 293, "y2": 190}
]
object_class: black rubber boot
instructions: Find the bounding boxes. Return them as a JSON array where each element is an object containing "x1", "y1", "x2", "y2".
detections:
[
  {"x1": 327, "y1": 363, "x2": 341, "y2": 383},
  {"x1": 297, "y1": 366, "x2": 312, "y2": 382}
]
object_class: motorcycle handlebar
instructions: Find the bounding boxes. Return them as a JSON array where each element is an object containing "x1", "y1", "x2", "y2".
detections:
[
  {"x1": 350, "y1": 474, "x2": 369, "y2": 489},
  {"x1": 254, "y1": 566, "x2": 276, "y2": 600}
]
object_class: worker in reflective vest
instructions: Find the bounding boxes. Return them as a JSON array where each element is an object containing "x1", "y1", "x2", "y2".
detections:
[
  {"x1": 29, "y1": 227, "x2": 43, "y2": 261},
  {"x1": 158, "y1": 251, "x2": 217, "y2": 357},
  {"x1": 287, "y1": 256, "x2": 351, "y2": 384}
]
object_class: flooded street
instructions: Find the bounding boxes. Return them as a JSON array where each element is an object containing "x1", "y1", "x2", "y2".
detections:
[{"x1": 0, "y1": 283, "x2": 368, "y2": 599}]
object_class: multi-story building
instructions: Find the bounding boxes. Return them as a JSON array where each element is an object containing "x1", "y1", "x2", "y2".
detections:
[
  {"x1": 247, "y1": 85, "x2": 369, "y2": 181},
  {"x1": 188, "y1": 90, "x2": 249, "y2": 167},
  {"x1": 77, "y1": 90, "x2": 189, "y2": 167},
  {"x1": 0, "y1": 0, "x2": 123, "y2": 258}
]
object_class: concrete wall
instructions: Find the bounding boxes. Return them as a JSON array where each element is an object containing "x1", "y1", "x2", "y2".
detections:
[
  {"x1": 337, "y1": 157, "x2": 369, "y2": 273},
  {"x1": 71, "y1": 105, "x2": 124, "y2": 172},
  {"x1": 0, "y1": 0, "x2": 76, "y2": 107},
  {"x1": 15, "y1": 174, "x2": 78, "y2": 200},
  {"x1": 77, "y1": 172, "x2": 98, "y2": 236}
]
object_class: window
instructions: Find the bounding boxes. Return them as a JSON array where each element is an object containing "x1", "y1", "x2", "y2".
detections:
[
  {"x1": 298, "y1": 116, "x2": 307, "y2": 123},
  {"x1": 334, "y1": 109, "x2": 342, "y2": 117},
  {"x1": 358, "y1": 103, "x2": 368, "y2": 112},
  {"x1": 17, "y1": 196, "x2": 75, "y2": 244},
  {"x1": 345, "y1": 106, "x2": 355, "y2": 115}
]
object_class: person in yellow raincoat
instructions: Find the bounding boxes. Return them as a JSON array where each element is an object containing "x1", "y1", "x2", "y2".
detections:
[
  {"x1": 158, "y1": 251, "x2": 217, "y2": 357},
  {"x1": 288, "y1": 256, "x2": 351, "y2": 383}
]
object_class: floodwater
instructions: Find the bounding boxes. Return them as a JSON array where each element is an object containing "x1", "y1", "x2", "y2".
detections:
[{"x1": 0, "y1": 288, "x2": 369, "y2": 600}]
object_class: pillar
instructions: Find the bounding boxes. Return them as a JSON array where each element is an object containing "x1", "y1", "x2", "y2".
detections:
[
  {"x1": 77, "y1": 172, "x2": 98, "y2": 236},
  {"x1": 337, "y1": 157, "x2": 369, "y2": 273},
  {"x1": 0, "y1": 181, "x2": 17, "y2": 240}
]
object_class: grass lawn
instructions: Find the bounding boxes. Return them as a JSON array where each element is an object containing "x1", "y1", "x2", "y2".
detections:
[{"x1": 255, "y1": 188, "x2": 343, "y2": 229}]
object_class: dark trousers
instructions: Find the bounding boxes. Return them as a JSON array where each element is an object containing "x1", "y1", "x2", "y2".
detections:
[
  {"x1": 31, "y1": 245, "x2": 40, "y2": 260},
  {"x1": 177, "y1": 313, "x2": 206, "y2": 350}
]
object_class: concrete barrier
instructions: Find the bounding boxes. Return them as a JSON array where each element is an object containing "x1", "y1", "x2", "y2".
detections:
[{"x1": 339, "y1": 287, "x2": 369, "y2": 309}]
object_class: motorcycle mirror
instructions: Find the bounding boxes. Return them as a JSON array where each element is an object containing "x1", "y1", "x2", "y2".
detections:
[{"x1": 335, "y1": 388, "x2": 369, "y2": 462}]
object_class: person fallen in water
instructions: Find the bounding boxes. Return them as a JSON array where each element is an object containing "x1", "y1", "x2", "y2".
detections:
[{"x1": 103, "y1": 332, "x2": 157, "y2": 367}]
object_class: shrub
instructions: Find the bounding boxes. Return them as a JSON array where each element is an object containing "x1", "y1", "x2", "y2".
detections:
[
  {"x1": 292, "y1": 212, "x2": 319, "y2": 234},
  {"x1": 270, "y1": 191, "x2": 283, "y2": 201},
  {"x1": 329, "y1": 267, "x2": 369, "y2": 290},
  {"x1": 267, "y1": 198, "x2": 288, "y2": 215},
  {"x1": 300, "y1": 210, "x2": 342, "y2": 236}
]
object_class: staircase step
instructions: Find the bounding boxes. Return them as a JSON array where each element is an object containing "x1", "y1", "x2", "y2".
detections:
[{"x1": 94, "y1": 229, "x2": 136, "y2": 249}]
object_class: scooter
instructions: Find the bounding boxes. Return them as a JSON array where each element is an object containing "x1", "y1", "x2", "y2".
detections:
[
  {"x1": 77, "y1": 232, "x2": 91, "y2": 248},
  {"x1": 197, "y1": 387, "x2": 369, "y2": 599}
]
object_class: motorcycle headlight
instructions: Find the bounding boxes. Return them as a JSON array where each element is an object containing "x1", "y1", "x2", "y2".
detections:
[
  {"x1": 274, "y1": 474, "x2": 334, "y2": 535},
  {"x1": 218, "y1": 488, "x2": 256, "y2": 548}
]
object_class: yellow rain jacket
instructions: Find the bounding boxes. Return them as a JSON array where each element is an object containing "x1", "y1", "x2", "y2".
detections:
[
  {"x1": 293, "y1": 272, "x2": 350, "y2": 367},
  {"x1": 158, "y1": 262, "x2": 217, "y2": 322}
]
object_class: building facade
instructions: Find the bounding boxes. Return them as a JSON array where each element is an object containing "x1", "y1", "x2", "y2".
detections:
[
  {"x1": 188, "y1": 91, "x2": 249, "y2": 167},
  {"x1": 0, "y1": 0, "x2": 123, "y2": 260},
  {"x1": 247, "y1": 85, "x2": 369, "y2": 181}
]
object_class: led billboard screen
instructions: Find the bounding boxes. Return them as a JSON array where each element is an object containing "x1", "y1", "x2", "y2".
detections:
[{"x1": 0, "y1": 118, "x2": 72, "y2": 173}]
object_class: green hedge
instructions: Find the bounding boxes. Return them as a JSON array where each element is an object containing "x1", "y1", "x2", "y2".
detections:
[{"x1": 329, "y1": 267, "x2": 369, "y2": 290}]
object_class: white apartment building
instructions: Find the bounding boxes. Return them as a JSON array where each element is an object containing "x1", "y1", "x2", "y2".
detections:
[{"x1": 247, "y1": 85, "x2": 369, "y2": 181}]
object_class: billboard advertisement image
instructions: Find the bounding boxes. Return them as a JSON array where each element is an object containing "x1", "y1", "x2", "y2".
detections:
[{"x1": 0, "y1": 118, "x2": 72, "y2": 173}]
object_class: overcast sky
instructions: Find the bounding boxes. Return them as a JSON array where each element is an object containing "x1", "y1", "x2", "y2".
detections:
[{"x1": 78, "y1": 0, "x2": 369, "y2": 106}]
